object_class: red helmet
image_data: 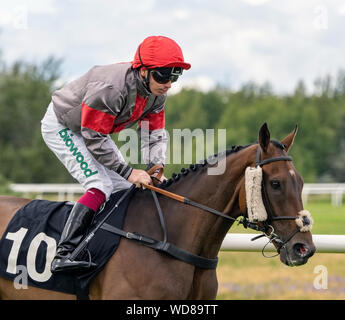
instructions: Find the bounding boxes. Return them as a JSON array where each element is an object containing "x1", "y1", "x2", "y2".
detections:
[{"x1": 132, "y1": 36, "x2": 191, "y2": 70}]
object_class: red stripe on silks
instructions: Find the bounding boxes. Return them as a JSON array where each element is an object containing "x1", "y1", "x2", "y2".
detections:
[
  {"x1": 112, "y1": 94, "x2": 148, "y2": 133},
  {"x1": 81, "y1": 102, "x2": 115, "y2": 134},
  {"x1": 138, "y1": 109, "x2": 165, "y2": 131}
]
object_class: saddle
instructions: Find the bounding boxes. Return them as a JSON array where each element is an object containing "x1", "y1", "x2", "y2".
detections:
[{"x1": 0, "y1": 188, "x2": 135, "y2": 299}]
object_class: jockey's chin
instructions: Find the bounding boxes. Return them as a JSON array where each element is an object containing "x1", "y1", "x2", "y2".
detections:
[
  {"x1": 149, "y1": 80, "x2": 172, "y2": 96},
  {"x1": 153, "y1": 88, "x2": 169, "y2": 96}
]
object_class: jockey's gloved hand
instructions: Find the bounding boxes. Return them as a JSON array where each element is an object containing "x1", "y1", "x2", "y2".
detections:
[
  {"x1": 128, "y1": 169, "x2": 152, "y2": 188},
  {"x1": 145, "y1": 163, "x2": 167, "y2": 184}
]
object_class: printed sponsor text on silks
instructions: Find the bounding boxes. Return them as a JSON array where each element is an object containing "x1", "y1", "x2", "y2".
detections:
[{"x1": 58, "y1": 128, "x2": 98, "y2": 178}]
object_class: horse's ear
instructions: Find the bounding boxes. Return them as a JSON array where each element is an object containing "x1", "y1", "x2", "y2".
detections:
[
  {"x1": 281, "y1": 124, "x2": 298, "y2": 153},
  {"x1": 259, "y1": 123, "x2": 270, "y2": 153}
]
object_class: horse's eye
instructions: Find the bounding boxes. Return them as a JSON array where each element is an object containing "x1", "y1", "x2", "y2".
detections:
[{"x1": 270, "y1": 180, "x2": 281, "y2": 190}]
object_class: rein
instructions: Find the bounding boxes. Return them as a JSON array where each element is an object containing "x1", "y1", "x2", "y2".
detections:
[{"x1": 142, "y1": 183, "x2": 236, "y2": 222}]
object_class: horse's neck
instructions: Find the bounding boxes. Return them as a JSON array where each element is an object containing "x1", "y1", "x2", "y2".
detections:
[
  {"x1": 175, "y1": 146, "x2": 254, "y2": 211},
  {"x1": 164, "y1": 147, "x2": 255, "y2": 258}
]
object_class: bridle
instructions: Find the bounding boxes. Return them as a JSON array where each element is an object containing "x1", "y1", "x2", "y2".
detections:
[
  {"x1": 145, "y1": 144, "x2": 312, "y2": 258},
  {"x1": 241, "y1": 144, "x2": 311, "y2": 257}
]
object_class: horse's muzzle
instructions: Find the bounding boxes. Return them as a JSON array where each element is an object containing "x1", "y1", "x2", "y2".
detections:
[{"x1": 280, "y1": 241, "x2": 316, "y2": 266}]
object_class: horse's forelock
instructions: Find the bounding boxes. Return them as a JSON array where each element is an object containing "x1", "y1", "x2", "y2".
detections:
[{"x1": 271, "y1": 139, "x2": 286, "y2": 150}]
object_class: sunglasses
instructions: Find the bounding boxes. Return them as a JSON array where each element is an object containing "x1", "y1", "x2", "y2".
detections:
[{"x1": 151, "y1": 67, "x2": 183, "y2": 84}]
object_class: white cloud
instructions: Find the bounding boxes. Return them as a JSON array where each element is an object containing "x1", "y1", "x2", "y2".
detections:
[
  {"x1": 1, "y1": 0, "x2": 345, "y2": 94},
  {"x1": 338, "y1": 3, "x2": 345, "y2": 16},
  {"x1": 242, "y1": 0, "x2": 270, "y2": 6},
  {"x1": 173, "y1": 9, "x2": 189, "y2": 20},
  {"x1": 28, "y1": 0, "x2": 57, "y2": 14},
  {"x1": 169, "y1": 76, "x2": 216, "y2": 95}
]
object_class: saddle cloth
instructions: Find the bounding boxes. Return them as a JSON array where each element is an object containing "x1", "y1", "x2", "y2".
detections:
[{"x1": 0, "y1": 188, "x2": 135, "y2": 298}]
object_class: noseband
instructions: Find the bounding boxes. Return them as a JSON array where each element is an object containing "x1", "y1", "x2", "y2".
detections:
[{"x1": 242, "y1": 145, "x2": 312, "y2": 256}]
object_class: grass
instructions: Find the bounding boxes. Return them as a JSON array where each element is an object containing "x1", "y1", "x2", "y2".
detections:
[
  {"x1": 303, "y1": 200, "x2": 345, "y2": 234},
  {"x1": 216, "y1": 199, "x2": 345, "y2": 300},
  {"x1": 216, "y1": 252, "x2": 345, "y2": 300}
]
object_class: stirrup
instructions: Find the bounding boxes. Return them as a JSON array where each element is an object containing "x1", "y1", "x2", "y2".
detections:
[{"x1": 51, "y1": 249, "x2": 97, "y2": 273}]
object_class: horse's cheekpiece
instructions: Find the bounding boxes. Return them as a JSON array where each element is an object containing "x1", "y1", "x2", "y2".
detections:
[
  {"x1": 245, "y1": 166, "x2": 268, "y2": 222},
  {"x1": 0, "y1": 188, "x2": 135, "y2": 298}
]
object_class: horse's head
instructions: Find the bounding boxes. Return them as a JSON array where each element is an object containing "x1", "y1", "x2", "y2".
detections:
[{"x1": 244, "y1": 123, "x2": 315, "y2": 266}]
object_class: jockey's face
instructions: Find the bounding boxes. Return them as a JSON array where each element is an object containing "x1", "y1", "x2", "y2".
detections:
[{"x1": 140, "y1": 69, "x2": 172, "y2": 96}]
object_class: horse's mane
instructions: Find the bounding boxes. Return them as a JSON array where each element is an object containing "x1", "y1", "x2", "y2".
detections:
[
  {"x1": 158, "y1": 139, "x2": 285, "y2": 189},
  {"x1": 158, "y1": 144, "x2": 251, "y2": 189}
]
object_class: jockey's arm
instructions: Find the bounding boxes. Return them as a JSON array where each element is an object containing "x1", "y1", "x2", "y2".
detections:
[{"x1": 138, "y1": 108, "x2": 168, "y2": 182}]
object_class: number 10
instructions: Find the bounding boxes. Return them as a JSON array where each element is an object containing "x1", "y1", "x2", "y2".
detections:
[{"x1": 5, "y1": 227, "x2": 57, "y2": 282}]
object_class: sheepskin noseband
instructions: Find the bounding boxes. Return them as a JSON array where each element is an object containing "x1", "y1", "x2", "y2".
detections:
[
  {"x1": 245, "y1": 166, "x2": 268, "y2": 222},
  {"x1": 296, "y1": 210, "x2": 313, "y2": 232}
]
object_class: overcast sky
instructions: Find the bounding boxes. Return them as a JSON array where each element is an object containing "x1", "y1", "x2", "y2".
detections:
[{"x1": 1, "y1": 0, "x2": 345, "y2": 94}]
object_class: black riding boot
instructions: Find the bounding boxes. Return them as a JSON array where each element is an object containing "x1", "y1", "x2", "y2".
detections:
[{"x1": 51, "y1": 202, "x2": 97, "y2": 273}]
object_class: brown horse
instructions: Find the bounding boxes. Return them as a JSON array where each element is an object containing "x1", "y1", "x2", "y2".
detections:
[{"x1": 0, "y1": 124, "x2": 315, "y2": 300}]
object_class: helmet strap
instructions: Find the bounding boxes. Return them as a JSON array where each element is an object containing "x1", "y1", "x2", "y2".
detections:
[
  {"x1": 143, "y1": 70, "x2": 151, "y2": 93},
  {"x1": 138, "y1": 44, "x2": 151, "y2": 93},
  {"x1": 139, "y1": 68, "x2": 151, "y2": 93}
]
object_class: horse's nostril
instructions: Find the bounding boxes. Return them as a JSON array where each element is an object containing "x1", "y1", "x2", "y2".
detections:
[{"x1": 293, "y1": 243, "x2": 309, "y2": 258}]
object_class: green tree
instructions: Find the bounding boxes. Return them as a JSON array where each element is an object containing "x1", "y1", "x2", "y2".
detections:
[{"x1": 0, "y1": 56, "x2": 72, "y2": 183}]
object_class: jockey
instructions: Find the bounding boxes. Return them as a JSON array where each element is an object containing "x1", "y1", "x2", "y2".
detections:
[{"x1": 41, "y1": 36, "x2": 191, "y2": 273}]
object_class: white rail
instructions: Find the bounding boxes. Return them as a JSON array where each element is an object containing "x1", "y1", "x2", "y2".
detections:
[
  {"x1": 302, "y1": 183, "x2": 345, "y2": 206},
  {"x1": 221, "y1": 233, "x2": 345, "y2": 253},
  {"x1": 10, "y1": 183, "x2": 85, "y2": 201},
  {"x1": 10, "y1": 183, "x2": 345, "y2": 205}
]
